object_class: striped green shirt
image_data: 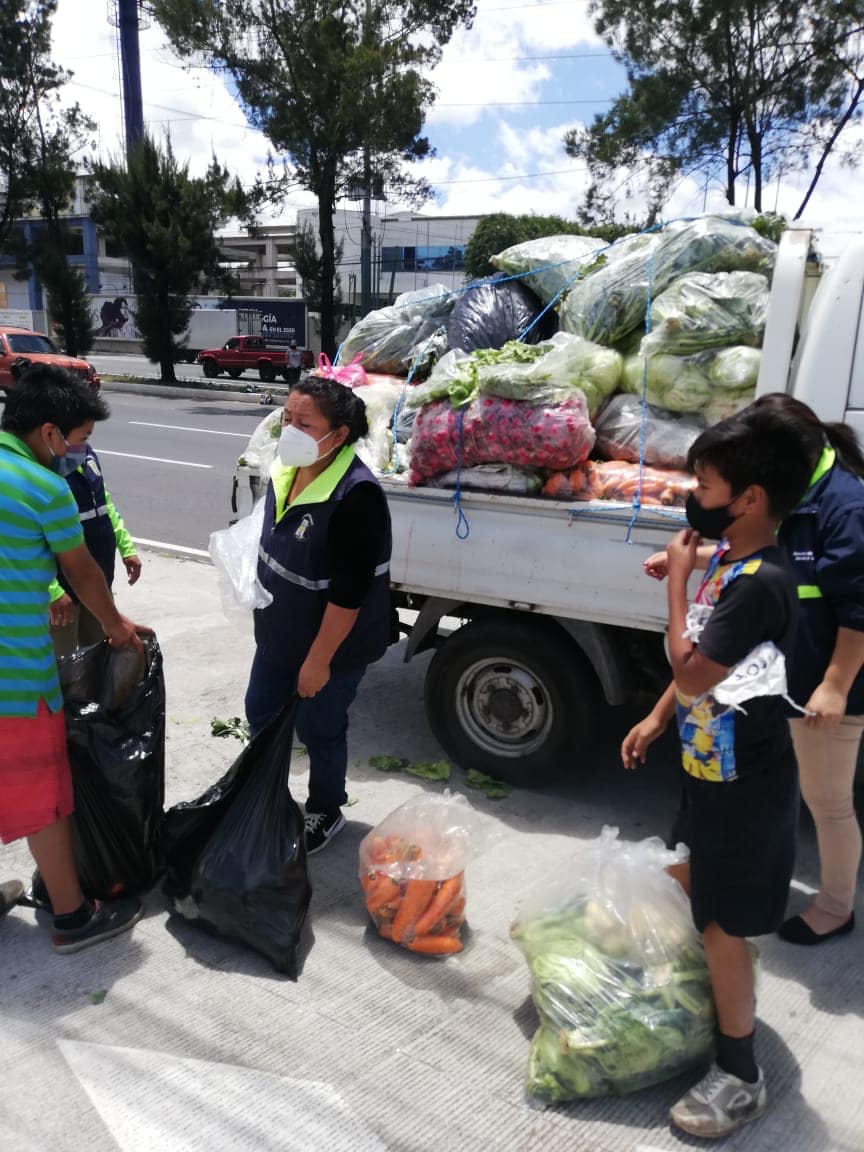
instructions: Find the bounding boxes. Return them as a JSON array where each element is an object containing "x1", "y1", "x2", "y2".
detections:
[{"x1": 0, "y1": 431, "x2": 84, "y2": 716}]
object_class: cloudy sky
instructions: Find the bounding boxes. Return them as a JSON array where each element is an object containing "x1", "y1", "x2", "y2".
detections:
[{"x1": 51, "y1": 0, "x2": 862, "y2": 256}]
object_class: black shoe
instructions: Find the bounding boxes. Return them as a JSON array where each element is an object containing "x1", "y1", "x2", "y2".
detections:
[
  {"x1": 0, "y1": 879, "x2": 24, "y2": 919},
  {"x1": 52, "y1": 897, "x2": 143, "y2": 955},
  {"x1": 304, "y1": 809, "x2": 345, "y2": 855},
  {"x1": 778, "y1": 911, "x2": 855, "y2": 946}
]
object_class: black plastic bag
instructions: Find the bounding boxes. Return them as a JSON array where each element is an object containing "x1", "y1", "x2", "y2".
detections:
[
  {"x1": 446, "y1": 273, "x2": 555, "y2": 353},
  {"x1": 53, "y1": 636, "x2": 165, "y2": 900},
  {"x1": 162, "y1": 701, "x2": 311, "y2": 977}
]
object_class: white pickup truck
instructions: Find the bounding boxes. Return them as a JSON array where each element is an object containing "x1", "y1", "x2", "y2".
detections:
[{"x1": 380, "y1": 229, "x2": 864, "y2": 784}]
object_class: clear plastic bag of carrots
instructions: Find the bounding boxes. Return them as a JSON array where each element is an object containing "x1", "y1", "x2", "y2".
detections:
[{"x1": 359, "y1": 792, "x2": 495, "y2": 956}]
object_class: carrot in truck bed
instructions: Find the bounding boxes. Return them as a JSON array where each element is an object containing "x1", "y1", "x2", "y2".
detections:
[
  {"x1": 391, "y1": 878, "x2": 437, "y2": 942},
  {"x1": 413, "y1": 874, "x2": 464, "y2": 936}
]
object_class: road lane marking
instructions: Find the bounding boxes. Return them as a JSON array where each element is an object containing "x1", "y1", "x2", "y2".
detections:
[
  {"x1": 129, "y1": 421, "x2": 251, "y2": 438},
  {"x1": 97, "y1": 450, "x2": 213, "y2": 468},
  {"x1": 131, "y1": 537, "x2": 211, "y2": 559}
]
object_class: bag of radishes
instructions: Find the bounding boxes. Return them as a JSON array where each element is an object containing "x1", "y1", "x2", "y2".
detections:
[{"x1": 408, "y1": 393, "x2": 595, "y2": 486}]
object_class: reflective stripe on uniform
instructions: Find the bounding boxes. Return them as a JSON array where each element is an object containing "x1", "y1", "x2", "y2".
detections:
[
  {"x1": 79, "y1": 504, "x2": 109, "y2": 522},
  {"x1": 797, "y1": 584, "x2": 822, "y2": 599},
  {"x1": 258, "y1": 545, "x2": 389, "y2": 590}
]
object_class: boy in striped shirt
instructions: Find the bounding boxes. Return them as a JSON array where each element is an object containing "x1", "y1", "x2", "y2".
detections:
[{"x1": 0, "y1": 366, "x2": 147, "y2": 952}]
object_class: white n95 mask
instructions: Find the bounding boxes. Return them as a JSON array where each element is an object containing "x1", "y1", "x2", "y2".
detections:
[{"x1": 277, "y1": 425, "x2": 337, "y2": 467}]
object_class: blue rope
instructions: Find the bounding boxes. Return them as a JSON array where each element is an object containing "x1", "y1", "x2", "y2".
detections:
[{"x1": 452, "y1": 406, "x2": 470, "y2": 539}]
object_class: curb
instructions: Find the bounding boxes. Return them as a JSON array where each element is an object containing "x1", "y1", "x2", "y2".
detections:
[{"x1": 100, "y1": 377, "x2": 287, "y2": 403}]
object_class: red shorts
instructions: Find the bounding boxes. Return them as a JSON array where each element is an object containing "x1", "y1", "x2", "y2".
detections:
[{"x1": 0, "y1": 700, "x2": 74, "y2": 844}]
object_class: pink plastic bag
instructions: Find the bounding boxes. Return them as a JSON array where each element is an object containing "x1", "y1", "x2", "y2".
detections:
[
  {"x1": 315, "y1": 352, "x2": 369, "y2": 389},
  {"x1": 408, "y1": 394, "x2": 595, "y2": 486}
]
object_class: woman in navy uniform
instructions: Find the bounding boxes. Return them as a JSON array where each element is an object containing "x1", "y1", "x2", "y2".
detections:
[
  {"x1": 245, "y1": 376, "x2": 392, "y2": 854},
  {"x1": 754, "y1": 394, "x2": 864, "y2": 945}
]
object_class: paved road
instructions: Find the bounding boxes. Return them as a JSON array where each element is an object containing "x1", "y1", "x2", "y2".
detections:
[{"x1": 88, "y1": 390, "x2": 272, "y2": 553}]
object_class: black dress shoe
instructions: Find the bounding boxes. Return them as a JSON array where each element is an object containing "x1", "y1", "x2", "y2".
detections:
[{"x1": 778, "y1": 912, "x2": 855, "y2": 945}]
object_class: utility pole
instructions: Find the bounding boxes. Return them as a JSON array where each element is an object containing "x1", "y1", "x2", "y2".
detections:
[
  {"x1": 117, "y1": 0, "x2": 144, "y2": 158},
  {"x1": 360, "y1": 146, "x2": 373, "y2": 315},
  {"x1": 360, "y1": 0, "x2": 373, "y2": 315}
]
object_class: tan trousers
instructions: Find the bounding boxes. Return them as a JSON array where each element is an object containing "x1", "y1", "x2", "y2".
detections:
[
  {"x1": 790, "y1": 715, "x2": 864, "y2": 919},
  {"x1": 50, "y1": 603, "x2": 105, "y2": 659}
]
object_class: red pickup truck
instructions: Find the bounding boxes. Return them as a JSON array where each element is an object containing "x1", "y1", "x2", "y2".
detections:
[{"x1": 197, "y1": 335, "x2": 313, "y2": 383}]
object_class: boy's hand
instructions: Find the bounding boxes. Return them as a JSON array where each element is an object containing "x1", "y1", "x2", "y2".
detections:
[
  {"x1": 667, "y1": 529, "x2": 701, "y2": 583},
  {"x1": 49, "y1": 592, "x2": 76, "y2": 628},
  {"x1": 621, "y1": 713, "x2": 668, "y2": 770},
  {"x1": 123, "y1": 555, "x2": 142, "y2": 585},
  {"x1": 643, "y1": 550, "x2": 669, "y2": 581}
]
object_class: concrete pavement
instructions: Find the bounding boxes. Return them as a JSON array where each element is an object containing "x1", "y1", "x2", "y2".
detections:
[{"x1": 1, "y1": 550, "x2": 862, "y2": 1152}]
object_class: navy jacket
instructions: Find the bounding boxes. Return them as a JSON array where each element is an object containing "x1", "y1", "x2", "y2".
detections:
[
  {"x1": 58, "y1": 446, "x2": 117, "y2": 601},
  {"x1": 778, "y1": 454, "x2": 864, "y2": 715},
  {"x1": 254, "y1": 449, "x2": 392, "y2": 673}
]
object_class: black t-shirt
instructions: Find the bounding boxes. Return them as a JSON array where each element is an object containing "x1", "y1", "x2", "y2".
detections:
[
  {"x1": 326, "y1": 482, "x2": 389, "y2": 609},
  {"x1": 676, "y1": 546, "x2": 798, "y2": 781}
]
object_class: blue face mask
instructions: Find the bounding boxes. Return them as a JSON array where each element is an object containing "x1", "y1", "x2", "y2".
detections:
[{"x1": 51, "y1": 438, "x2": 88, "y2": 477}]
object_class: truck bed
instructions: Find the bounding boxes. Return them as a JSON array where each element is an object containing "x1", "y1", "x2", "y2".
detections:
[{"x1": 382, "y1": 478, "x2": 685, "y2": 633}]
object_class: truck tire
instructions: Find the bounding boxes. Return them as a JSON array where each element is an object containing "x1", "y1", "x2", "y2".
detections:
[
  {"x1": 227, "y1": 368, "x2": 243, "y2": 379},
  {"x1": 202, "y1": 358, "x2": 219, "y2": 378},
  {"x1": 424, "y1": 618, "x2": 597, "y2": 786},
  {"x1": 258, "y1": 361, "x2": 276, "y2": 383}
]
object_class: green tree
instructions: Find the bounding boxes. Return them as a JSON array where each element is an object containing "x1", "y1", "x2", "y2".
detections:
[
  {"x1": 289, "y1": 219, "x2": 344, "y2": 317},
  {"x1": 2, "y1": 0, "x2": 94, "y2": 355},
  {"x1": 0, "y1": 1, "x2": 86, "y2": 249},
  {"x1": 150, "y1": 0, "x2": 476, "y2": 357},
  {"x1": 564, "y1": 1, "x2": 864, "y2": 219},
  {"x1": 87, "y1": 136, "x2": 254, "y2": 382}
]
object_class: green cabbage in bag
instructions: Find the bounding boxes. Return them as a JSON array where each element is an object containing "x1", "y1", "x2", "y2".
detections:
[
  {"x1": 641, "y1": 271, "x2": 769, "y2": 356},
  {"x1": 560, "y1": 217, "x2": 776, "y2": 347}
]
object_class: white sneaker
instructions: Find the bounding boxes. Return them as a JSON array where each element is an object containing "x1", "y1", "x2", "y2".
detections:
[{"x1": 670, "y1": 1062, "x2": 767, "y2": 1139}]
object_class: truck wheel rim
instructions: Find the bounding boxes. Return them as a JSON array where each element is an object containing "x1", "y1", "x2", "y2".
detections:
[{"x1": 454, "y1": 658, "x2": 553, "y2": 759}]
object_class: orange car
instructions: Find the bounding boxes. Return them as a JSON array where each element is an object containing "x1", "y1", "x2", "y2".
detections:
[{"x1": 0, "y1": 326, "x2": 101, "y2": 393}]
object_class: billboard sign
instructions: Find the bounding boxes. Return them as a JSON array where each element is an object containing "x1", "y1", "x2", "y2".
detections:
[{"x1": 218, "y1": 298, "x2": 307, "y2": 346}]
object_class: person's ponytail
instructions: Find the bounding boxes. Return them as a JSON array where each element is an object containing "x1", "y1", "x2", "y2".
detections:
[
  {"x1": 823, "y1": 421, "x2": 864, "y2": 478},
  {"x1": 752, "y1": 392, "x2": 864, "y2": 479}
]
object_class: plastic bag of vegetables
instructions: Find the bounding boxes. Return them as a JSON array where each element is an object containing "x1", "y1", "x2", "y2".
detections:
[
  {"x1": 593, "y1": 395, "x2": 706, "y2": 470},
  {"x1": 542, "y1": 460, "x2": 695, "y2": 507},
  {"x1": 474, "y1": 332, "x2": 622, "y2": 416},
  {"x1": 447, "y1": 272, "x2": 550, "y2": 352},
  {"x1": 511, "y1": 827, "x2": 715, "y2": 1102},
  {"x1": 339, "y1": 284, "x2": 454, "y2": 376},
  {"x1": 640, "y1": 271, "x2": 769, "y2": 356},
  {"x1": 352, "y1": 375, "x2": 406, "y2": 473},
  {"x1": 359, "y1": 791, "x2": 496, "y2": 955},
  {"x1": 408, "y1": 393, "x2": 595, "y2": 485},
  {"x1": 622, "y1": 345, "x2": 760, "y2": 415},
  {"x1": 407, "y1": 333, "x2": 622, "y2": 417},
  {"x1": 559, "y1": 217, "x2": 776, "y2": 347},
  {"x1": 491, "y1": 234, "x2": 604, "y2": 304}
]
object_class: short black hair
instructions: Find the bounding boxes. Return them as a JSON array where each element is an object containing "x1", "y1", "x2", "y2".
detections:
[
  {"x1": 1, "y1": 364, "x2": 109, "y2": 436},
  {"x1": 687, "y1": 406, "x2": 813, "y2": 520},
  {"x1": 290, "y1": 376, "x2": 369, "y2": 443}
]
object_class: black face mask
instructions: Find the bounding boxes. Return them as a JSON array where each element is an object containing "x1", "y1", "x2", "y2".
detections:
[{"x1": 685, "y1": 492, "x2": 741, "y2": 540}]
